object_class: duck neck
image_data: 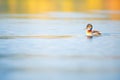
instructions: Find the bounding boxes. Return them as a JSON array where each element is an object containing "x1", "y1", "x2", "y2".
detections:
[
  {"x1": 87, "y1": 30, "x2": 92, "y2": 32},
  {"x1": 86, "y1": 30, "x2": 92, "y2": 36}
]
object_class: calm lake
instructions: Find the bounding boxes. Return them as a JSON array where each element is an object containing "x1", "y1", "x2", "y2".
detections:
[{"x1": 0, "y1": 0, "x2": 120, "y2": 80}]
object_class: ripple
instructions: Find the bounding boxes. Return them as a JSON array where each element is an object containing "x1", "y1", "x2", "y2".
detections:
[
  {"x1": 1, "y1": 33, "x2": 120, "y2": 39},
  {"x1": 102, "y1": 33, "x2": 120, "y2": 38},
  {"x1": 1, "y1": 54, "x2": 120, "y2": 60},
  {"x1": 1, "y1": 67, "x2": 120, "y2": 73},
  {"x1": 0, "y1": 35, "x2": 73, "y2": 39}
]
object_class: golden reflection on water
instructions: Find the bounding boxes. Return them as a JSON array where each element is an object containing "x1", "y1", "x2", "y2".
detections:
[
  {"x1": 0, "y1": 0, "x2": 119, "y2": 20},
  {"x1": 0, "y1": 0, "x2": 119, "y2": 13}
]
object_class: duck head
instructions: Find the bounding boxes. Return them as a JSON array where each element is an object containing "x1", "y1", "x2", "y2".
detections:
[{"x1": 86, "y1": 24, "x2": 93, "y2": 31}]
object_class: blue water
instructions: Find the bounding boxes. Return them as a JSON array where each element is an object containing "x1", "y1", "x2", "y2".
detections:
[{"x1": 0, "y1": 11, "x2": 120, "y2": 80}]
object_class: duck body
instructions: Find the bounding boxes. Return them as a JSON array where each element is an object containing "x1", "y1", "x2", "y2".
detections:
[
  {"x1": 86, "y1": 24, "x2": 101, "y2": 37},
  {"x1": 92, "y1": 30, "x2": 101, "y2": 36}
]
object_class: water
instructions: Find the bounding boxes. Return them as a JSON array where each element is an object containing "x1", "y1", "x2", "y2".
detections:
[{"x1": 0, "y1": 11, "x2": 120, "y2": 80}]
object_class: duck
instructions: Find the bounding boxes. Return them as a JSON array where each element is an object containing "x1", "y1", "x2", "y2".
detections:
[{"x1": 86, "y1": 24, "x2": 101, "y2": 38}]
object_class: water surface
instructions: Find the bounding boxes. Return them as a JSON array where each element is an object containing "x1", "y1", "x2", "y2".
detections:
[{"x1": 0, "y1": 0, "x2": 120, "y2": 80}]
